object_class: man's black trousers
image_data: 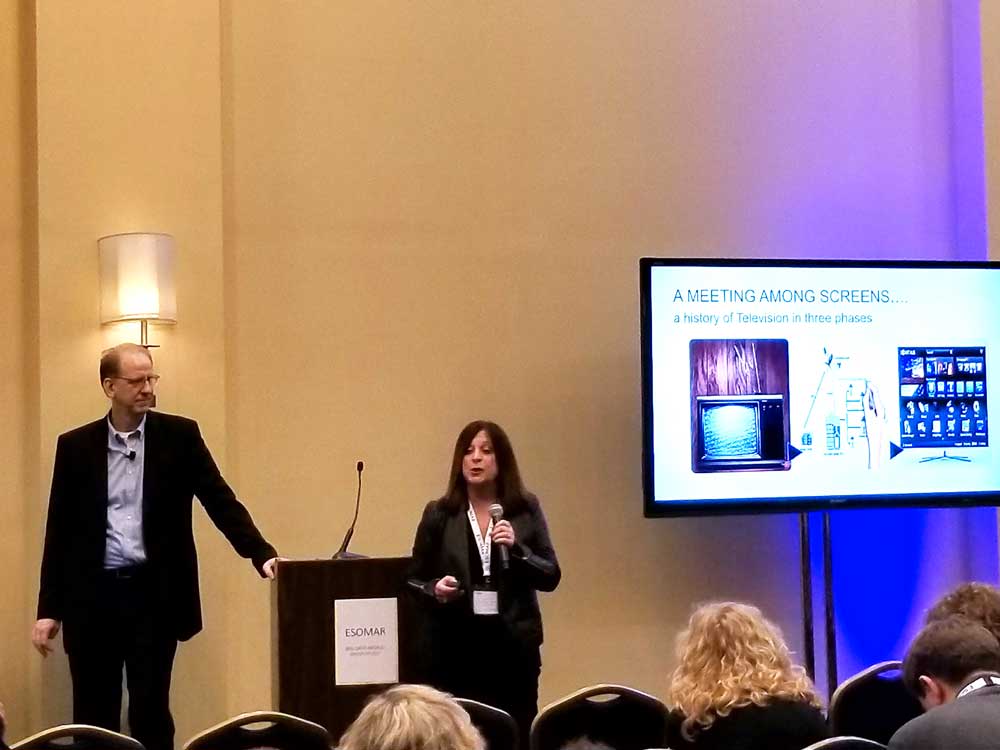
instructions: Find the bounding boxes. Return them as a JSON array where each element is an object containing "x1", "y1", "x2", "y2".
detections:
[{"x1": 65, "y1": 567, "x2": 177, "y2": 750}]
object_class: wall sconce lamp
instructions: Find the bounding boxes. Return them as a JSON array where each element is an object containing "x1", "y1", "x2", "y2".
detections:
[{"x1": 99, "y1": 232, "x2": 177, "y2": 348}]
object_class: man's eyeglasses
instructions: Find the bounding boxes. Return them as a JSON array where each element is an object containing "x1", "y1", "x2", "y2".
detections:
[{"x1": 112, "y1": 374, "x2": 161, "y2": 387}]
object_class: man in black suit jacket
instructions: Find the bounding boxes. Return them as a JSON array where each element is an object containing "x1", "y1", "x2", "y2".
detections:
[
  {"x1": 889, "y1": 615, "x2": 1000, "y2": 750},
  {"x1": 32, "y1": 343, "x2": 279, "y2": 750}
]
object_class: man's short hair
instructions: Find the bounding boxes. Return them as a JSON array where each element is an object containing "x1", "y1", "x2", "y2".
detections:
[
  {"x1": 100, "y1": 343, "x2": 153, "y2": 382},
  {"x1": 927, "y1": 582, "x2": 1000, "y2": 643},
  {"x1": 902, "y1": 615, "x2": 1000, "y2": 698},
  {"x1": 338, "y1": 684, "x2": 484, "y2": 750}
]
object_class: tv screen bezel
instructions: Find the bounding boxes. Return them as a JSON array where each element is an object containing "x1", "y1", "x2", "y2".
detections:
[{"x1": 640, "y1": 257, "x2": 1000, "y2": 518}]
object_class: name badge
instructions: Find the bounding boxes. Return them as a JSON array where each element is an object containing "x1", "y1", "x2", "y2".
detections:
[{"x1": 472, "y1": 587, "x2": 499, "y2": 616}]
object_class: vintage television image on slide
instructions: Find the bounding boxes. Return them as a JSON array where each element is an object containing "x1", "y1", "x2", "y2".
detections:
[
  {"x1": 641, "y1": 258, "x2": 1000, "y2": 517},
  {"x1": 690, "y1": 339, "x2": 790, "y2": 472}
]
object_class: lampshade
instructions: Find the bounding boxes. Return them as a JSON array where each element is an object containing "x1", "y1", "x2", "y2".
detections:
[{"x1": 99, "y1": 232, "x2": 177, "y2": 324}]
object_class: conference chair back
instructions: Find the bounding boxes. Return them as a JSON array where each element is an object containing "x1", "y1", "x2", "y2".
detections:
[
  {"x1": 530, "y1": 684, "x2": 668, "y2": 750},
  {"x1": 10, "y1": 724, "x2": 144, "y2": 750},
  {"x1": 829, "y1": 661, "x2": 921, "y2": 745},
  {"x1": 802, "y1": 737, "x2": 888, "y2": 750},
  {"x1": 455, "y1": 698, "x2": 519, "y2": 750},
  {"x1": 182, "y1": 711, "x2": 331, "y2": 750}
]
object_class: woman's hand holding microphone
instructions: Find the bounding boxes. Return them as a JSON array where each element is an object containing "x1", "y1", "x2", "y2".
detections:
[{"x1": 491, "y1": 520, "x2": 515, "y2": 548}]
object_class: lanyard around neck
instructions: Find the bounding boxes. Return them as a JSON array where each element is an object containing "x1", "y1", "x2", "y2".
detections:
[
  {"x1": 957, "y1": 674, "x2": 1000, "y2": 699},
  {"x1": 467, "y1": 503, "x2": 494, "y2": 577}
]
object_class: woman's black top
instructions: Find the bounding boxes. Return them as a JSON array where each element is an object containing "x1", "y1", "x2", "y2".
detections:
[
  {"x1": 665, "y1": 698, "x2": 829, "y2": 750},
  {"x1": 407, "y1": 493, "x2": 560, "y2": 649},
  {"x1": 407, "y1": 493, "x2": 560, "y2": 741}
]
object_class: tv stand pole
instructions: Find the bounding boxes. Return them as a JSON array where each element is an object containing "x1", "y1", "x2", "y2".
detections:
[
  {"x1": 822, "y1": 511, "x2": 838, "y2": 698},
  {"x1": 799, "y1": 511, "x2": 838, "y2": 698},
  {"x1": 799, "y1": 512, "x2": 815, "y2": 679}
]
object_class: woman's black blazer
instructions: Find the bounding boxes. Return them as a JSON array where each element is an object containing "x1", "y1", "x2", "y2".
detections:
[{"x1": 408, "y1": 493, "x2": 560, "y2": 647}]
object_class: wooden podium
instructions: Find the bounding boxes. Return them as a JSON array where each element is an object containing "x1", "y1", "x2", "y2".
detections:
[{"x1": 271, "y1": 557, "x2": 423, "y2": 740}]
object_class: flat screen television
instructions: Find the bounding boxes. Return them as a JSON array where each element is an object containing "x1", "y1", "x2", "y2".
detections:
[{"x1": 641, "y1": 258, "x2": 1000, "y2": 516}]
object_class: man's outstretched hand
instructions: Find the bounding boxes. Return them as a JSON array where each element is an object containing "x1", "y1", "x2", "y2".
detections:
[{"x1": 261, "y1": 557, "x2": 284, "y2": 580}]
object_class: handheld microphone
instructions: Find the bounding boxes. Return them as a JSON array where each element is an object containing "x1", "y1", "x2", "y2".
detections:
[
  {"x1": 488, "y1": 503, "x2": 509, "y2": 571},
  {"x1": 333, "y1": 461, "x2": 365, "y2": 559}
]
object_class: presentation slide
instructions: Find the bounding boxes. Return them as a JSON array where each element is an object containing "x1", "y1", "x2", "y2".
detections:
[{"x1": 642, "y1": 260, "x2": 1000, "y2": 514}]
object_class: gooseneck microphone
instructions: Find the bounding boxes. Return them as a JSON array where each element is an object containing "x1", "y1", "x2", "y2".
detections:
[
  {"x1": 488, "y1": 503, "x2": 509, "y2": 571},
  {"x1": 333, "y1": 461, "x2": 365, "y2": 559}
]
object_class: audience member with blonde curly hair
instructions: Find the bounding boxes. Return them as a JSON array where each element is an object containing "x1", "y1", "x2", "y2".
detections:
[
  {"x1": 338, "y1": 684, "x2": 485, "y2": 750},
  {"x1": 664, "y1": 602, "x2": 828, "y2": 750}
]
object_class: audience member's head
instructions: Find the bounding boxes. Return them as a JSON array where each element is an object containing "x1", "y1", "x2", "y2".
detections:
[
  {"x1": 559, "y1": 738, "x2": 616, "y2": 750},
  {"x1": 338, "y1": 684, "x2": 485, "y2": 750},
  {"x1": 903, "y1": 615, "x2": 1000, "y2": 710},
  {"x1": 666, "y1": 601, "x2": 820, "y2": 740},
  {"x1": 926, "y1": 582, "x2": 1000, "y2": 643}
]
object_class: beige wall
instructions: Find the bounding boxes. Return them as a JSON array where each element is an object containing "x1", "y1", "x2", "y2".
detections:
[
  {"x1": 2, "y1": 0, "x2": 998, "y2": 743},
  {"x1": 0, "y1": 0, "x2": 32, "y2": 740},
  {"x1": 220, "y1": 0, "x2": 975, "y2": 713}
]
